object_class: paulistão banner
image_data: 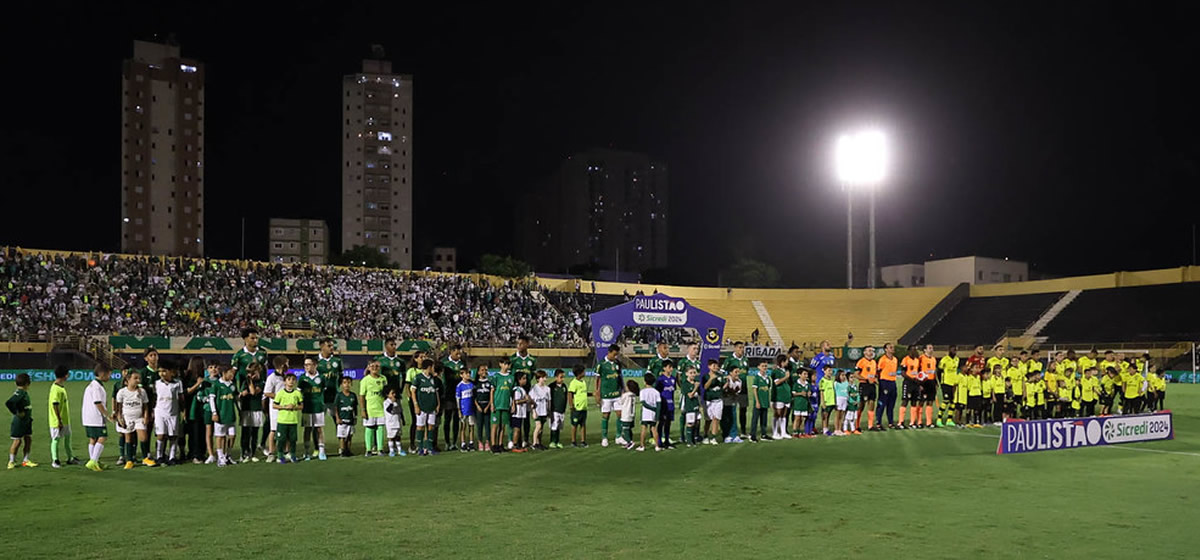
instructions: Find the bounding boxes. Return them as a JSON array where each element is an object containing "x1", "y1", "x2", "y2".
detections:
[{"x1": 997, "y1": 411, "x2": 1174, "y2": 454}]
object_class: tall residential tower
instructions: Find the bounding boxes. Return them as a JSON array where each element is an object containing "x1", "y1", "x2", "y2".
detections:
[{"x1": 120, "y1": 39, "x2": 204, "y2": 256}]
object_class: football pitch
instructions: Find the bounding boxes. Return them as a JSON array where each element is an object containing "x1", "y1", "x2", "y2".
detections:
[{"x1": 5, "y1": 383, "x2": 1199, "y2": 558}]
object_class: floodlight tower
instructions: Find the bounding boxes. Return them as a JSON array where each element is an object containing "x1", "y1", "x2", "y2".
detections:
[{"x1": 835, "y1": 130, "x2": 888, "y2": 289}]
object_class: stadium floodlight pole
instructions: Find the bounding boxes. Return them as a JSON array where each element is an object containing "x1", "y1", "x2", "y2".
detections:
[
  {"x1": 835, "y1": 129, "x2": 888, "y2": 289},
  {"x1": 846, "y1": 186, "x2": 853, "y2": 289}
]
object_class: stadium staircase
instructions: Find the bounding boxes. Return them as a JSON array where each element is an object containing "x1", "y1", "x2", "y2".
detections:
[
  {"x1": 762, "y1": 287, "x2": 952, "y2": 347},
  {"x1": 531, "y1": 291, "x2": 584, "y2": 345},
  {"x1": 687, "y1": 299, "x2": 768, "y2": 344},
  {"x1": 1022, "y1": 289, "x2": 1081, "y2": 339},
  {"x1": 52, "y1": 335, "x2": 127, "y2": 371},
  {"x1": 899, "y1": 283, "x2": 969, "y2": 346},
  {"x1": 750, "y1": 301, "x2": 784, "y2": 346}
]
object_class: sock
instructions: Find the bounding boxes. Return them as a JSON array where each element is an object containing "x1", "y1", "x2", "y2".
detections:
[
  {"x1": 909, "y1": 406, "x2": 919, "y2": 425},
  {"x1": 926, "y1": 405, "x2": 934, "y2": 425},
  {"x1": 868, "y1": 409, "x2": 876, "y2": 427},
  {"x1": 8, "y1": 453, "x2": 13, "y2": 462},
  {"x1": 938, "y1": 401, "x2": 948, "y2": 421},
  {"x1": 551, "y1": 429, "x2": 559, "y2": 444},
  {"x1": 63, "y1": 430, "x2": 75, "y2": 459},
  {"x1": 304, "y1": 436, "x2": 312, "y2": 456},
  {"x1": 364, "y1": 427, "x2": 376, "y2": 451},
  {"x1": 601, "y1": 418, "x2": 609, "y2": 439},
  {"x1": 319, "y1": 441, "x2": 326, "y2": 454},
  {"x1": 898, "y1": 406, "x2": 907, "y2": 424},
  {"x1": 375, "y1": 425, "x2": 385, "y2": 452},
  {"x1": 170, "y1": 441, "x2": 178, "y2": 460},
  {"x1": 156, "y1": 439, "x2": 163, "y2": 460},
  {"x1": 217, "y1": 448, "x2": 227, "y2": 464},
  {"x1": 88, "y1": 442, "x2": 96, "y2": 461},
  {"x1": 51, "y1": 437, "x2": 61, "y2": 462},
  {"x1": 93, "y1": 442, "x2": 104, "y2": 462},
  {"x1": 388, "y1": 440, "x2": 395, "y2": 453},
  {"x1": 140, "y1": 440, "x2": 149, "y2": 459}
]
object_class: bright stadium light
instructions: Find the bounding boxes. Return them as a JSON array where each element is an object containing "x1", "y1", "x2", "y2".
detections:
[{"x1": 834, "y1": 129, "x2": 888, "y2": 289}]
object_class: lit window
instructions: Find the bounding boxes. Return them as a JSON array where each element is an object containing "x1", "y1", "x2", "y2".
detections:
[
  {"x1": 379, "y1": 246, "x2": 389, "y2": 253},
  {"x1": 378, "y1": 132, "x2": 392, "y2": 141},
  {"x1": 184, "y1": 113, "x2": 192, "y2": 121},
  {"x1": 377, "y1": 146, "x2": 391, "y2": 155},
  {"x1": 180, "y1": 64, "x2": 197, "y2": 73},
  {"x1": 392, "y1": 78, "x2": 400, "y2": 87},
  {"x1": 366, "y1": 161, "x2": 376, "y2": 169},
  {"x1": 135, "y1": 105, "x2": 143, "y2": 114}
]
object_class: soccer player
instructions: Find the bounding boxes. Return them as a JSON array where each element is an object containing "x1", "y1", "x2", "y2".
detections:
[
  {"x1": 1007, "y1": 353, "x2": 1027, "y2": 419},
  {"x1": 875, "y1": 343, "x2": 899, "y2": 430},
  {"x1": 491, "y1": 360, "x2": 516, "y2": 452},
  {"x1": 1078, "y1": 349, "x2": 1099, "y2": 383},
  {"x1": 617, "y1": 380, "x2": 637, "y2": 449},
  {"x1": 405, "y1": 351, "x2": 426, "y2": 453},
  {"x1": 703, "y1": 359, "x2": 725, "y2": 444},
  {"x1": 529, "y1": 371, "x2": 549, "y2": 450},
  {"x1": 771, "y1": 354, "x2": 792, "y2": 439},
  {"x1": 48, "y1": 365, "x2": 79, "y2": 468},
  {"x1": 377, "y1": 337, "x2": 405, "y2": 395},
  {"x1": 261, "y1": 356, "x2": 289, "y2": 459},
  {"x1": 898, "y1": 346, "x2": 921, "y2": 429},
  {"x1": 548, "y1": 369, "x2": 567, "y2": 449},
  {"x1": 474, "y1": 365, "x2": 493, "y2": 451},
  {"x1": 724, "y1": 342, "x2": 750, "y2": 438},
  {"x1": 679, "y1": 366, "x2": 701, "y2": 446},
  {"x1": 135, "y1": 347, "x2": 161, "y2": 462},
  {"x1": 678, "y1": 343, "x2": 704, "y2": 444},
  {"x1": 316, "y1": 338, "x2": 344, "y2": 434},
  {"x1": 7, "y1": 373, "x2": 35, "y2": 469},
  {"x1": 335, "y1": 377, "x2": 358, "y2": 456},
  {"x1": 980, "y1": 366, "x2": 995, "y2": 424},
  {"x1": 115, "y1": 371, "x2": 154, "y2": 469},
  {"x1": 153, "y1": 366, "x2": 184, "y2": 465},
  {"x1": 595, "y1": 344, "x2": 623, "y2": 447},
  {"x1": 1080, "y1": 368, "x2": 1100, "y2": 417},
  {"x1": 792, "y1": 371, "x2": 812, "y2": 437},
  {"x1": 855, "y1": 346, "x2": 878, "y2": 431},
  {"x1": 510, "y1": 335, "x2": 537, "y2": 450},
  {"x1": 299, "y1": 357, "x2": 328, "y2": 461},
  {"x1": 232, "y1": 328, "x2": 269, "y2": 389},
  {"x1": 1120, "y1": 364, "x2": 1142, "y2": 414},
  {"x1": 82, "y1": 364, "x2": 114, "y2": 472},
  {"x1": 986, "y1": 346, "x2": 1010, "y2": 377},
  {"x1": 844, "y1": 373, "x2": 861, "y2": 434},
  {"x1": 273, "y1": 373, "x2": 303, "y2": 463},
  {"x1": 748, "y1": 361, "x2": 771, "y2": 442},
  {"x1": 208, "y1": 366, "x2": 239, "y2": 467},
  {"x1": 654, "y1": 359, "x2": 678, "y2": 448},
  {"x1": 566, "y1": 364, "x2": 588, "y2": 448},
  {"x1": 237, "y1": 363, "x2": 264, "y2": 461},
  {"x1": 637, "y1": 373, "x2": 662, "y2": 452},
  {"x1": 192, "y1": 362, "x2": 218, "y2": 464},
  {"x1": 413, "y1": 360, "x2": 444, "y2": 455},
  {"x1": 918, "y1": 344, "x2": 938, "y2": 428},
  {"x1": 965, "y1": 367, "x2": 983, "y2": 427},
  {"x1": 936, "y1": 346, "x2": 960, "y2": 427},
  {"x1": 456, "y1": 368, "x2": 477, "y2": 451},
  {"x1": 511, "y1": 373, "x2": 531, "y2": 452},
  {"x1": 384, "y1": 387, "x2": 406, "y2": 456},
  {"x1": 360, "y1": 360, "x2": 388, "y2": 456},
  {"x1": 441, "y1": 343, "x2": 467, "y2": 451}
]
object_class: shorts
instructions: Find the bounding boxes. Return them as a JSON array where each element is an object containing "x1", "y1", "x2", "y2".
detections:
[
  {"x1": 921, "y1": 379, "x2": 938, "y2": 401},
  {"x1": 684, "y1": 411, "x2": 697, "y2": 424},
  {"x1": 642, "y1": 411, "x2": 657, "y2": 424},
  {"x1": 859, "y1": 383, "x2": 877, "y2": 401},
  {"x1": 155, "y1": 415, "x2": 179, "y2": 437},
  {"x1": 386, "y1": 427, "x2": 400, "y2": 439},
  {"x1": 269, "y1": 408, "x2": 280, "y2": 431},
  {"x1": 706, "y1": 400, "x2": 723, "y2": 420},
  {"x1": 117, "y1": 417, "x2": 145, "y2": 434},
  {"x1": 415, "y1": 412, "x2": 437, "y2": 427},
  {"x1": 85, "y1": 425, "x2": 108, "y2": 439},
  {"x1": 942, "y1": 384, "x2": 956, "y2": 401},
  {"x1": 50, "y1": 424, "x2": 71, "y2": 439},
  {"x1": 902, "y1": 380, "x2": 920, "y2": 402},
  {"x1": 570, "y1": 409, "x2": 587, "y2": 426},
  {"x1": 336, "y1": 424, "x2": 355, "y2": 439},
  {"x1": 641, "y1": 419, "x2": 656, "y2": 426},
  {"x1": 836, "y1": 396, "x2": 848, "y2": 411},
  {"x1": 241, "y1": 410, "x2": 263, "y2": 428},
  {"x1": 10, "y1": 419, "x2": 32, "y2": 439},
  {"x1": 1101, "y1": 395, "x2": 1115, "y2": 407},
  {"x1": 462, "y1": 414, "x2": 476, "y2": 426},
  {"x1": 213, "y1": 422, "x2": 236, "y2": 437},
  {"x1": 491, "y1": 409, "x2": 511, "y2": 426},
  {"x1": 535, "y1": 415, "x2": 547, "y2": 425},
  {"x1": 511, "y1": 415, "x2": 526, "y2": 428},
  {"x1": 773, "y1": 401, "x2": 788, "y2": 410},
  {"x1": 823, "y1": 405, "x2": 836, "y2": 415},
  {"x1": 967, "y1": 396, "x2": 983, "y2": 412},
  {"x1": 793, "y1": 408, "x2": 806, "y2": 417},
  {"x1": 303, "y1": 413, "x2": 326, "y2": 428},
  {"x1": 601, "y1": 398, "x2": 619, "y2": 413},
  {"x1": 550, "y1": 412, "x2": 565, "y2": 430},
  {"x1": 362, "y1": 416, "x2": 384, "y2": 427}
]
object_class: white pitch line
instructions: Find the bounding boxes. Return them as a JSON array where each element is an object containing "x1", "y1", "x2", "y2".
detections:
[{"x1": 938, "y1": 428, "x2": 1200, "y2": 457}]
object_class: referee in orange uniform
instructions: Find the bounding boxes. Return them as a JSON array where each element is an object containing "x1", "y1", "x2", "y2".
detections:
[
  {"x1": 874, "y1": 343, "x2": 899, "y2": 430},
  {"x1": 855, "y1": 347, "x2": 878, "y2": 432}
]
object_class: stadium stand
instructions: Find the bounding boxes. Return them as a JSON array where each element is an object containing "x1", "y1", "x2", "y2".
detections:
[
  {"x1": 759, "y1": 287, "x2": 953, "y2": 347},
  {"x1": 1039, "y1": 282, "x2": 1200, "y2": 343},
  {"x1": 914, "y1": 292, "x2": 1064, "y2": 347}
]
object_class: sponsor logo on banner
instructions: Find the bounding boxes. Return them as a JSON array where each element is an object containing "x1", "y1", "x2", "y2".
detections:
[
  {"x1": 998, "y1": 411, "x2": 1173, "y2": 454},
  {"x1": 631, "y1": 296, "x2": 689, "y2": 326},
  {"x1": 744, "y1": 345, "x2": 782, "y2": 359}
]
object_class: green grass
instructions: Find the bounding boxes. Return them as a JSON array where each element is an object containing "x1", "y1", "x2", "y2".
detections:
[{"x1": 5, "y1": 382, "x2": 1200, "y2": 558}]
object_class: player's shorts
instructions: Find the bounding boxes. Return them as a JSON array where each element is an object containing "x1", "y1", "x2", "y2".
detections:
[
  {"x1": 706, "y1": 400, "x2": 723, "y2": 420},
  {"x1": 773, "y1": 401, "x2": 788, "y2": 410},
  {"x1": 269, "y1": 408, "x2": 280, "y2": 431},
  {"x1": 1100, "y1": 395, "x2": 1115, "y2": 407},
  {"x1": 510, "y1": 414, "x2": 525, "y2": 428},
  {"x1": 386, "y1": 426, "x2": 400, "y2": 439},
  {"x1": 10, "y1": 419, "x2": 32, "y2": 439},
  {"x1": 684, "y1": 411, "x2": 697, "y2": 424},
  {"x1": 155, "y1": 415, "x2": 179, "y2": 437},
  {"x1": 491, "y1": 409, "x2": 511, "y2": 426},
  {"x1": 642, "y1": 410, "x2": 657, "y2": 424},
  {"x1": 823, "y1": 404, "x2": 836, "y2": 414},
  {"x1": 902, "y1": 380, "x2": 920, "y2": 402},
  {"x1": 601, "y1": 398, "x2": 618, "y2": 413},
  {"x1": 859, "y1": 383, "x2": 877, "y2": 401},
  {"x1": 84, "y1": 425, "x2": 108, "y2": 439},
  {"x1": 303, "y1": 413, "x2": 326, "y2": 428},
  {"x1": 117, "y1": 417, "x2": 145, "y2": 434},
  {"x1": 836, "y1": 396, "x2": 848, "y2": 411},
  {"x1": 49, "y1": 424, "x2": 71, "y2": 439},
  {"x1": 921, "y1": 379, "x2": 938, "y2": 401},
  {"x1": 570, "y1": 409, "x2": 587, "y2": 426},
  {"x1": 336, "y1": 424, "x2": 354, "y2": 439},
  {"x1": 241, "y1": 410, "x2": 263, "y2": 428},
  {"x1": 463, "y1": 414, "x2": 477, "y2": 426},
  {"x1": 967, "y1": 396, "x2": 983, "y2": 412},
  {"x1": 213, "y1": 422, "x2": 236, "y2": 437},
  {"x1": 362, "y1": 416, "x2": 384, "y2": 427},
  {"x1": 942, "y1": 384, "x2": 956, "y2": 401},
  {"x1": 534, "y1": 415, "x2": 547, "y2": 425},
  {"x1": 415, "y1": 412, "x2": 437, "y2": 427}
]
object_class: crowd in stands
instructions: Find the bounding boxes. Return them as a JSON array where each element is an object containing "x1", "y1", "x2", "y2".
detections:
[{"x1": 0, "y1": 248, "x2": 581, "y2": 346}]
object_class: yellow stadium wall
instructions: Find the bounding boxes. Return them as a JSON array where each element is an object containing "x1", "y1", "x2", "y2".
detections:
[{"x1": 970, "y1": 266, "x2": 1200, "y2": 297}]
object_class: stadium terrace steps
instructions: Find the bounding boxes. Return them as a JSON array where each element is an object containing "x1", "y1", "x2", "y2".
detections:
[
  {"x1": 1039, "y1": 282, "x2": 1200, "y2": 343},
  {"x1": 1022, "y1": 289, "x2": 1081, "y2": 338},
  {"x1": 750, "y1": 300, "x2": 784, "y2": 347},
  {"x1": 914, "y1": 292, "x2": 1064, "y2": 347},
  {"x1": 760, "y1": 287, "x2": 951, "y2": 347},
  {"x1": 686, "y1": 299, "x2": 768, "y2": 345}
]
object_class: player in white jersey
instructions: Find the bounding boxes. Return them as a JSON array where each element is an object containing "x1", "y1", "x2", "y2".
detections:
[
  {"x1": 528, "y1": 371, "x2": 551, "y2": 450},
  {"x1": 82, "y1": 364, "x2": 114, "y2": 471},
  {"x1": 115, "y1": 372, "x2": 155, "y2": 468},
  {"x1": 153, "y1": 367, "x2": 184, "y2": 465}
]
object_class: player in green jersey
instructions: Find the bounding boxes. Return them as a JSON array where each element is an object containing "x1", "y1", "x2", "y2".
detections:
[
  {"x1": 316, "y1": 338, "x2": 344, "y2": 426},
  {"x1": 441, "y1": 343, "x2": 467, "y2": 451},
  {"x1": 703, "y1": 359, "x2": 725, "y2": 444},
  {"x1": 299, "y1": 357, "x2": 328, "y2": 460},
  {"x1": 135, "y1": 347, "x2": 162, "y2": 461},
  {"x1": 490, "y1": 360, "x2": 515, "y2": 452},
  {"x1": 231, "y1": 328, "x2": 269, "y2": 388},
  {"x1": 411, "y1": 359, "x2": 441, "y2": 456},
  {"x1": 359, "y1": 360, "x2": 387, "y2": 456},
  {"x1": 334, "y1": 376, "x2": 357, "y2": 457},
  {"x1": 404, "y1": 350, "x2": 426, "y2": 453},
  {"x1": 771, "y1": 354, "x2": 793, "y2": 439},
  {"x1": 7, "y1": 373, "x2": 35, "y2": 469},
  {"x1": 595, "y1": 344, "x2": 623, "y2": 446},
  {"x1": 510, "y1": 336, "x2": 536, "y2": 448},
  {"x1": 209, "y1": 366, "x2": 240, "y2": 467},
  {"x1": 677, "y1": 343, "x2": 702, "y2": 444},
  {"x1": 377, "y1": 337, "x2": 405, "y2": 394},
  {"x1": 748, "y1": 361, "x2": 772, "y2": 442},
  {"x1": 679, "y1": 365, "x2": 701, "y2": 446}
]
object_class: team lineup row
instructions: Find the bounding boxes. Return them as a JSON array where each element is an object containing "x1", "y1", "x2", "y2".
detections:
[{"x1": 6, "y1": 329, "x2": 1170, "y2": 469}]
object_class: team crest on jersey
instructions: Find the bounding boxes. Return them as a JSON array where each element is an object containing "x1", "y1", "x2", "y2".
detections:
[{"x1": 705, "y1": 328, "x2": 720, "y2": 344}]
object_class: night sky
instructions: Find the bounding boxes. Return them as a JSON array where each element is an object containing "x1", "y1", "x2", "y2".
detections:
[{"x1": 2, "y1": 2, "x2": 1198, "y2": 287}]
